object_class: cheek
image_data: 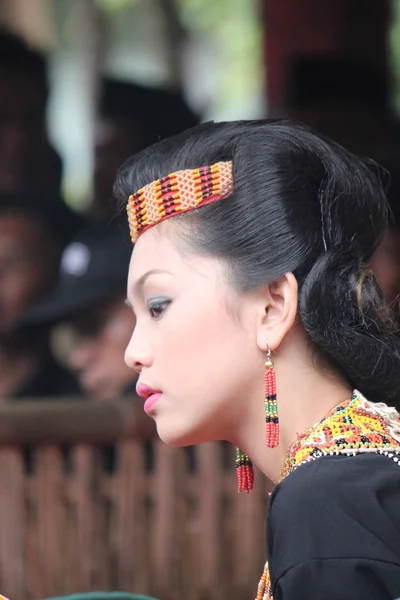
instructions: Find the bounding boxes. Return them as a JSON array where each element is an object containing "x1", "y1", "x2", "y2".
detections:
[
  {"x1": 2, "y1": 273, "x2": 34, "y2": 307},
  {"x1": 153, "y1": 301, "x2": 260, "y2": 446},
  {"x1": 157, "y1": 300, "x2": 255, "y2": 403},
  {"x1": 69, "y1": 340, "x2": 96, "y2": 368},
  {"x1": 96, "y1": 333, "x2": 125, "y2": 367}
]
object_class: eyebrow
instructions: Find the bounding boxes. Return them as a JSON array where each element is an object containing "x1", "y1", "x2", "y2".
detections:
[{"x1": 131, "y1": 269, "x2": 171, "y2": 296}]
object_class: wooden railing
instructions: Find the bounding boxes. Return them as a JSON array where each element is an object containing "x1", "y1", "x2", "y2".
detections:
[{"x1": 0, "y1": 398, "x2": 271, "y2": 600}]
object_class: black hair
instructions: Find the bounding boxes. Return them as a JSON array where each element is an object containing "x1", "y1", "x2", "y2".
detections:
[
  {"x1": 114, "y1": 119, "x2": 400, "y2": 403},
  {"x1": 0, "y1": 28, "x2": 48, "y2": 93}
]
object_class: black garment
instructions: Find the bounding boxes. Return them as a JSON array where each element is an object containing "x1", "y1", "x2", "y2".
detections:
[
  {"x1": 15, "y1": 352, "x2": 81, "y2": 398},
  {"x1": 267, "y1": 453, "x2": 400, "y2": 600}
]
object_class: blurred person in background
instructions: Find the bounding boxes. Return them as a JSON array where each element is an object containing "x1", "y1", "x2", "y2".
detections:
[
  {"x1": 0, "y1": 29, "x2": 63, "y2": 198},
  {"x1": 0, "y1": 192, "x2": 80, "y2": 399},
  {"x1": 90, "y1": 78, "x2": 199, "y2": 220},
  {"x1": 20, "y1": 218, "x2": 137, "y2": 401},
  {"x1": 370, "y1": 160, "x2": 400, "y2": 309},
  {"x1": 371, "y1": 223, "x2": 400, "y2": 306}
]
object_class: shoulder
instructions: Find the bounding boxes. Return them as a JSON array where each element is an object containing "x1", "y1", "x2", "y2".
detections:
[
  {"x1": 271, "y1": 449, "x2": 400, "y2": 518},
  {"x1": 268, "y1": 452, "x2": 400, "y2": 591}
]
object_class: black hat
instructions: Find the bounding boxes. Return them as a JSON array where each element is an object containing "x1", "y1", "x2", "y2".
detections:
[
  {"x1": 19, "y1": 218, "x2": 132, "y2": 328},
  {"x1": 100, "y1": 77, "x2": 199, "y2": 143},
  {"x1": 0, "y1": 190, "x2": 84, "y2": 246}
]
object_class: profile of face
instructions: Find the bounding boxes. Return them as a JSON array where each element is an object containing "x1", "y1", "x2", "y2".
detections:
[
  {"x1": 125, "y1": 227, "x2": 275, "y2": 447},
  {"x1": 0, "y1": 213, "x2": 59, "y2": 335},
  {"x1": 68, "y1": 296, "x2": 137, "y2": 400}
]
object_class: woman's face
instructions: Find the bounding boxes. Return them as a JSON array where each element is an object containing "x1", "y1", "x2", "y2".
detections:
[{"x1": 125, "y1": 227, "x2": 264, "y2": 446}]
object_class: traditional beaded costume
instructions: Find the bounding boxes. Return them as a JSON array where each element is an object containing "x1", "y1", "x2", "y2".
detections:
[
  {"x1": 126, "y1": 164, "x2": 400, "y2": 600},
  {"x1": 256, "y1": 390, "x2": 400, "y2": 600}
]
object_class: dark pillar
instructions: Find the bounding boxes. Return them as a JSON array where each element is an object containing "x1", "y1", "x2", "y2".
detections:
[{"x1": 262, "y1": 0, "x2": 390, "y2": 114}]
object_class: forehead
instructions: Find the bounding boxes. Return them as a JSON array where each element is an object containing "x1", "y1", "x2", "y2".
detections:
[
  {"x1": 129, "y1": 227, "x2": 188, "y2": 276},
  {"x1": 128, "y1": 225, "x2": 223, "y2": 286}
]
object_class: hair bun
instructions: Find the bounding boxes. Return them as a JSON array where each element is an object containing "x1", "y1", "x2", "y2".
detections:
[{"x1": 299, "y1": 246, "x2": 400, "y2": 403}]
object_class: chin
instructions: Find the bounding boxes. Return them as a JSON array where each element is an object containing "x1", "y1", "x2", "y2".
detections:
[
  {"x1": 156, "y1": 424, "x2": 191, "y2": 447},
  {"x1": 155, "y1": 417, "x2": 210, "y2": 447}
]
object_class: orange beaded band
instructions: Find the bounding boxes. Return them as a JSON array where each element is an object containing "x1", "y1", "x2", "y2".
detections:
[{"x1": 126, "y1": 161, "x2": 233, "y2": 242}]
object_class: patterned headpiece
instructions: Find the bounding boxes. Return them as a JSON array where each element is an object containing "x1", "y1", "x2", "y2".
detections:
[{"x1": 126, "y1": 161, "x2": 233, "y2": 242}]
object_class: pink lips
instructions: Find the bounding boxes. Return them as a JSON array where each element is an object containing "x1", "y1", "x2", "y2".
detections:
[{"x1": 136, "y1": 383, "x2": 162, "y2": 415}]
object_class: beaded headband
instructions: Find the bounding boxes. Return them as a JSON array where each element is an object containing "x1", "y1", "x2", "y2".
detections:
[{"x1": 126, "y1": 161, "x2": 233, "y2": 242}]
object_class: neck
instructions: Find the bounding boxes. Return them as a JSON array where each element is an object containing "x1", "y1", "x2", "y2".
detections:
[{"x1": 231, "y1": 331, "x2": 352, "y2": 483}]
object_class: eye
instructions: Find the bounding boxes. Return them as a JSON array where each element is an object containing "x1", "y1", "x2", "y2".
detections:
[{"x1": 147, "y1": 298, "x2": 171, "y2": 319}]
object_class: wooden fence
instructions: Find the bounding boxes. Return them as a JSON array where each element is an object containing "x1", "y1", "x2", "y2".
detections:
[{"x1": 0, "y1": 398, "x2": 272, "y2": 600}]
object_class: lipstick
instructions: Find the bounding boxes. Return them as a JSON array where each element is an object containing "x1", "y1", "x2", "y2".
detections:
[{"x1": 136, "y1": 383, "x2": 162, "y2": 415}]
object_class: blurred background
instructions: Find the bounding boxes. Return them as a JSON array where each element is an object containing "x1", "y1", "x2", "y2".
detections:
[
  {"x1": 0, "y1": 1, "x2": 399, "y2": 599},
  {"x1": 0, "y1": 0, "x2": 265, "y2": 208}
]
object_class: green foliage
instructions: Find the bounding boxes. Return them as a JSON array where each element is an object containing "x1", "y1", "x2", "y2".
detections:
[
  {"x1": 390, "y1": 0, "x2": 400, "y2": 111},
  {"x1": 95, "y1": 0, "x2": 138, "y2": 13},
  {"x1": 176, "y1": 0, "x2": 263, "y2": 111},
  {"x1": 94, "y1": 0, "x2": 263, "y2": 113}
]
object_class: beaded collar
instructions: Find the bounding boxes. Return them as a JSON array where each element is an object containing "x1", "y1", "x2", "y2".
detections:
[
  {"x1": 256, "y1": 391, "x2": 400, "y2": 600},
  {"x1": 279, "y1": 390, "x2": 400, "y2": 482}
]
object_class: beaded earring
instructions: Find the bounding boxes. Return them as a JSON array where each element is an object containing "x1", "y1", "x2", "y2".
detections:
[
  {"x1": 265, "y1": 346, "x2": 279, "y2": 447},
  {"x1": 236, "y1": 346, "x2": 279, "y2": 492},
  {"x1": 236, "y1": 448, "x2": 254, "y2": 493},
  {"x1": 236, "y1": 347, "x2": 279, "y2": 494}
]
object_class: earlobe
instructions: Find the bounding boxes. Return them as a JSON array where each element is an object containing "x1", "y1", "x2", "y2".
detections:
[{"x1": 256, "y1": 273, "x2": 298, "y2": 351}]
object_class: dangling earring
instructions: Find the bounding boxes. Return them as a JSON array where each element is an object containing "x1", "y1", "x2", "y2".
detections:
[
  {"x1": 235, "y1": 345, "x2": 278, "y2": 492},
  {"x1": 236, "y1": 447, "x2": 254, "y2": 493},
  {"x1": 265, "y1": 346, "x2": 279, "y2": 447}
]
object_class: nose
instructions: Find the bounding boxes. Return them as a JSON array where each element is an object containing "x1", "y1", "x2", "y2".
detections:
[{"x1": 124, "y1": 327, "x2": 153, "y2": 374}]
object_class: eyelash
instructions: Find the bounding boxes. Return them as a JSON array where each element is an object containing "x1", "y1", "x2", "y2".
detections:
[{"x1": 147, "y1": 299, "x2": 171, "y2": 319}]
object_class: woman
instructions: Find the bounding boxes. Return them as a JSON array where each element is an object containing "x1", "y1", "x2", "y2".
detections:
[{"x1": 115, "y1": 120, "x2": 400, "y2": 599}]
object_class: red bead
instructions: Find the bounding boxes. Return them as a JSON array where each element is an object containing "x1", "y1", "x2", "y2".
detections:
[
  {"x1": 237, "y1": 464, "x2": 254, "y2": 493},
  {"x1": 265, "y1": 362, "x2": 279, "y2": 448}
]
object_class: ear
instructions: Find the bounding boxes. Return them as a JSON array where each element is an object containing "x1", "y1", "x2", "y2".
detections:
[{"x1": 256, "y1": 273, "x2": 298, "y2": 352}]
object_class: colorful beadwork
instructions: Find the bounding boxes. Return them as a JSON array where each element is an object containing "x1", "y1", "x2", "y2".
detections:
[
  {"x1": 236, "y1": 447, "x2": 254, "y2": 493},
  {"x1": 255, "y1": 390, "x2": 400, "y2": 600},
  {"x1": 265, "y1": 355, "x2": 279, "y2": 448},
  {"x1": 256, "y1": 561, "x2": 271, "y2": 600},
  {"x1": 126, "y1": 161, "x2": 233, "y2": 242},
  {"x1": 279, "y1": 391, "x2": 400, "y2": 480}
]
